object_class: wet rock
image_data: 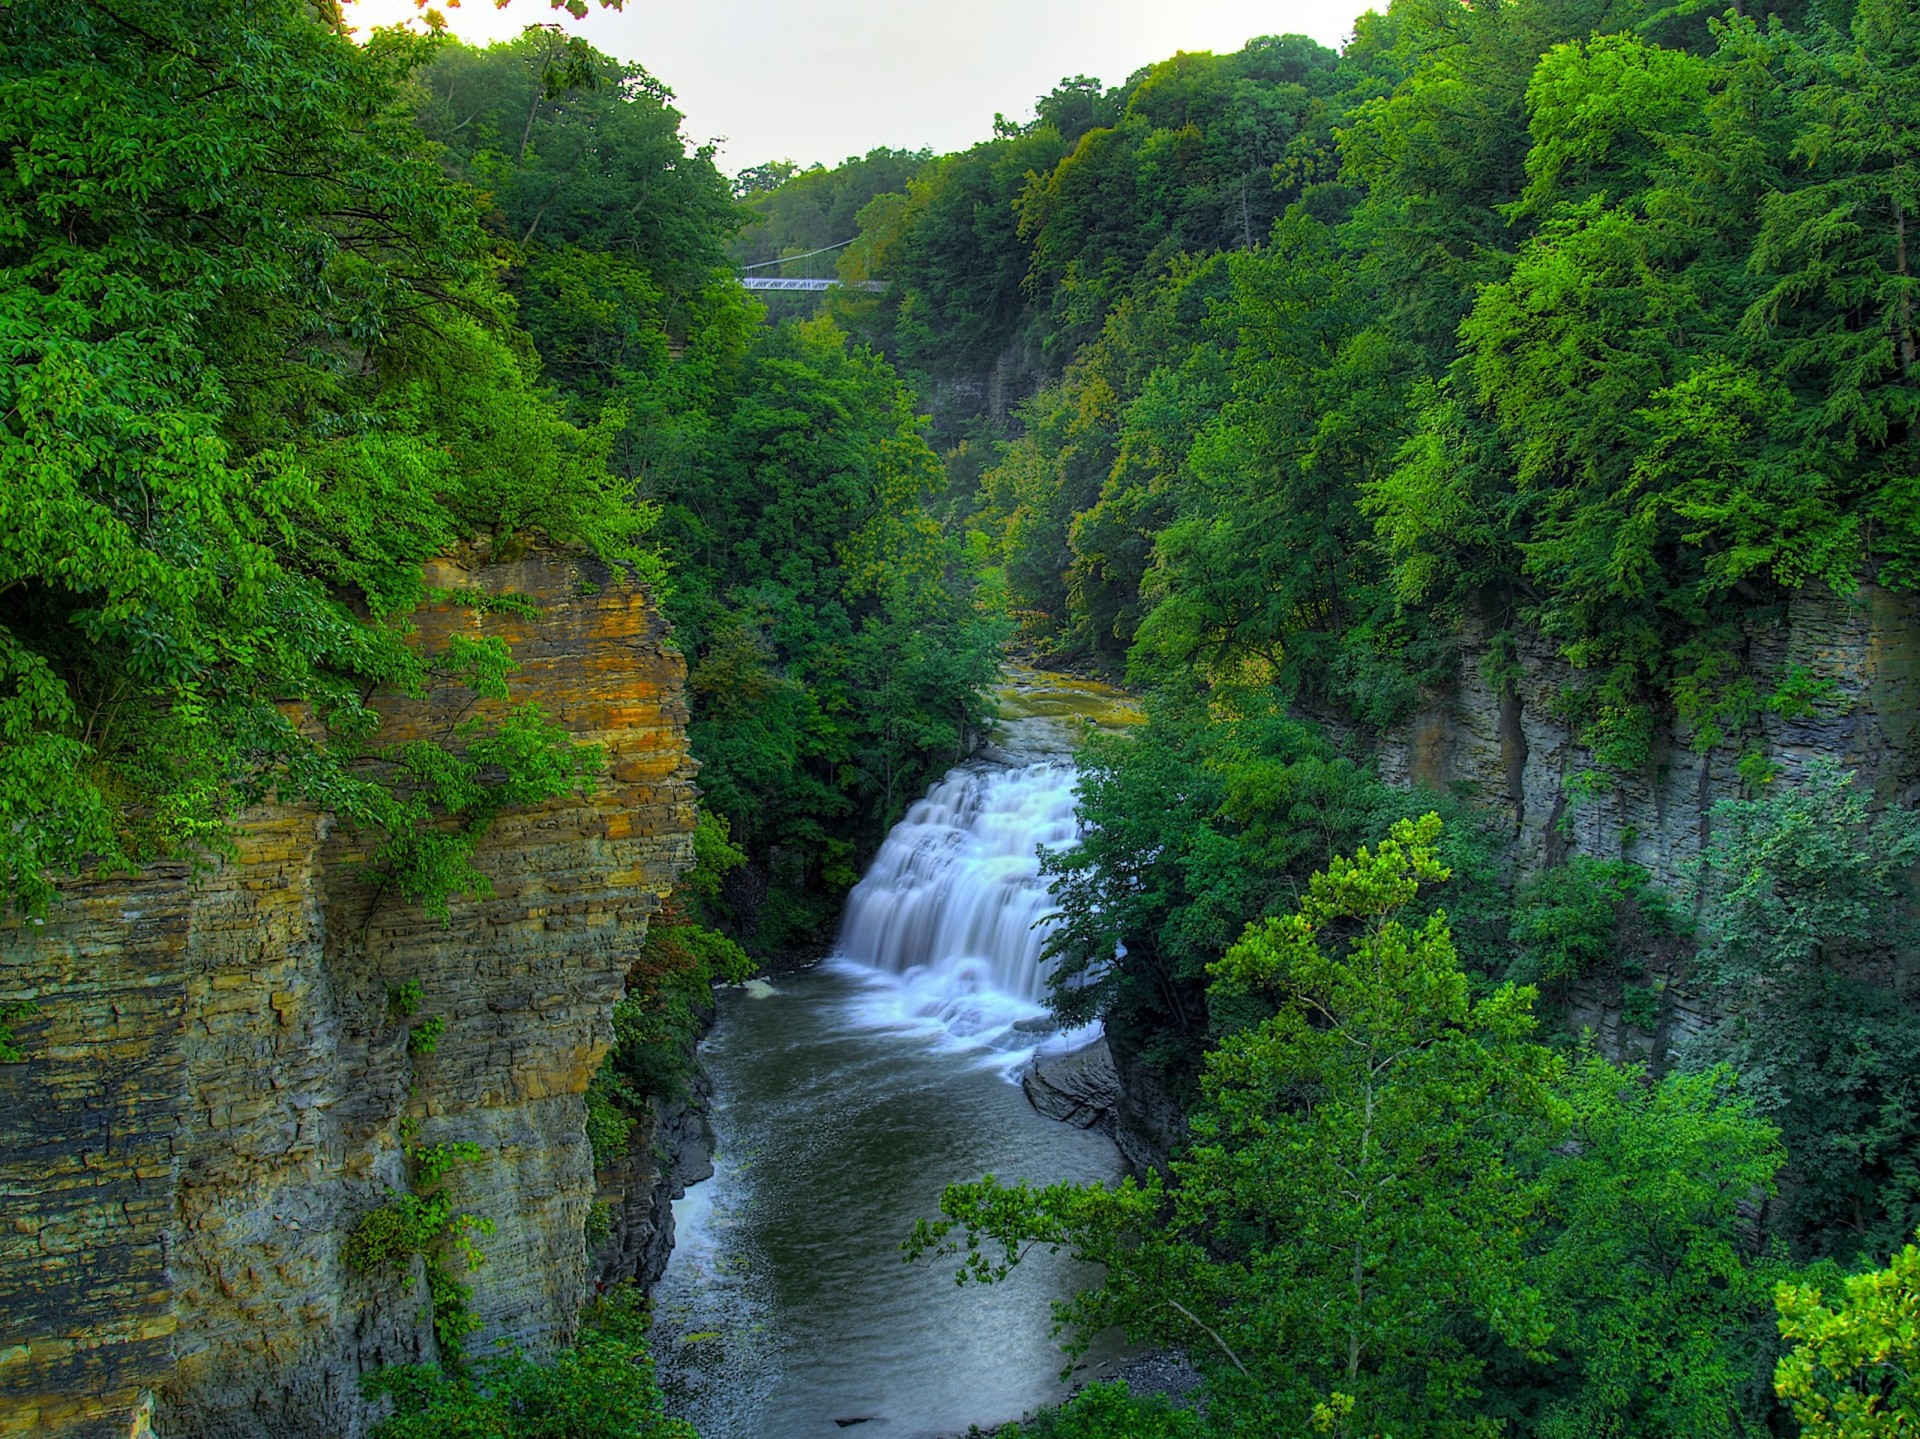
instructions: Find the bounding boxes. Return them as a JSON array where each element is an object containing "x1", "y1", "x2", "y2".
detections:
[
  {"x1": 594, "y1": 1065, "x2": 716, "y2": 1293},
  {"x1": 1022, "y1": 1038, "x2": 1120, "y2": 1136},
  {"x1": 1106, "y1": 1032, "x2": 1190, "y2": 1179},
  {"x1": 1093, "y1": 1350, "x2": 1206, "y2": 1406}
]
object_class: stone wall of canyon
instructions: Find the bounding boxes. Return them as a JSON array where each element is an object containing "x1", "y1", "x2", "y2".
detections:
[
  {"x1": 0, "y1": 550, "x2": 697, "y2": 1439},
  {"x1": 1374, "y1": 582, "x2": 1920, "y2": 1067}
]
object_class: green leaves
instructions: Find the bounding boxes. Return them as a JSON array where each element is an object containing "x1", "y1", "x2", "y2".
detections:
[
  {"x1": 1689, "y1": 762, "x2": 1920, "y2": 1262},
  {"x1": 363, "y1": 1287, "x2": 696, "y2": 1439},
  {"x1": 634, "y1": 316, "x2": 1004, "y2": 953},
  {"x1": 925, "y1": 820, "x2": 1559, "y2": 1437},
  {"x1": 923, "y1": 821, "x2": 1788, "y2": 1437},
  {"x1": 344, "y1": 1132, "x2": 495, "y2": 1362},
  {"x1": 0, "y1": 2, "x2": 654, "y2": 919},
  {"x1": 1775, "y1": 1234, "x2": 1920, "y2": 1437},
  {"x1": 1532, "y1": 1055, "x2": 1785, "y2": 1439}
]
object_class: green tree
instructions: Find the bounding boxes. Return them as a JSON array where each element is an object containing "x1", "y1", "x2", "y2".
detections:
[
  {"x1": 1689, "y1": 762, "x2": 1920, "y2": 1264},
  {"x1": 0, "y1": 0, "x2": 634, "y2": 918},
  {"x1": 657, "y1": 318, "x2": 1004, "y2": 951},
  {"x1": 1747, "y1": 0, "x2": 1920, "y2": 590},
  {"x1": 923, "y1": 817, "x2": 1562, "y2": 1439},
  {"x1": 1774, "y1": 1232, "x2": 1920, "y2": 1438},
  {"x1": 364, "y1": 1287, "x2": 696, "y2": 1439},
  {"x1": 1523, "y1": 1055, "x2": 1785, "y2": 1439}
]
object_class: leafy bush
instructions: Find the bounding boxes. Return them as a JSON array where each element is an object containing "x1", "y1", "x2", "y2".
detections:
[
  {"x1": 364, "y1": 1287, "x2": 695, "y2": 1439},
  {"x1": 345, "y1": 1136, "x2": 493, "y2": 1360},
  {"x1": 1774, "y1": 1231, "x2": 1920, "y2": 1438},
  {"x1": 1507, "y1": 857, "x2": 1675, "y2": 987},
  {"x1": 1690, "y1": 762, "x2": 1920, "y2": 1263},
  {"x1": 406, "y1": 1014, "x2": 447, "y2": 1057},
  {"x1": 991, "y1": 1383, "x2": 1209, "y2": 1439}
]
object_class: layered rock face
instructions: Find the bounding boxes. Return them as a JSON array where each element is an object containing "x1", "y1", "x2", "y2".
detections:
[
  {"x1": 1375, "y1": 582, "x2": 1920, "y2": 1064},
  {"x1": 1378, "y1": 584, "x2": 1920, "y2": 885},
  {"x1": 1073, "y1": 587, "x2": 1920, "y2": 1171},
  {"x1": 0, "y1": 551, "x2": 696, "y2": 1439}
]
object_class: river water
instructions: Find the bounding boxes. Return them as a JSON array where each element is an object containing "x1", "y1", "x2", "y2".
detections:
[{"x1": 650, "y1": 675, "x2": 1139, "y2": 1438}]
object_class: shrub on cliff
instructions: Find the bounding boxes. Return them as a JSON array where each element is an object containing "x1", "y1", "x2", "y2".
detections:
[
  {"x1": 1688, "y1": 763, "x2": 1920, "y2": 1265},
  {"x1": 364, "y1": 1286, "x2": 695, "y2": 1439}
]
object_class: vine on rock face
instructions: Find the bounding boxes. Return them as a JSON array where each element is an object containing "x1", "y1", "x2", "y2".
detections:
[
  {"x1": 344, "y1": 1123, "x2": 495, "y2": 1364},
  {"x1": 585, "y1": 808, "x2": 753, "y2": 1175},
  {"x1": 0, "y1": 1000, "x2": 35, "y2": 1064}
]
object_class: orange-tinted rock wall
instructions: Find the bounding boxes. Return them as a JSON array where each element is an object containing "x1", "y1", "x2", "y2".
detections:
[{"x1": 0, "y1": 552, "x2": 696, "y2": 1438}]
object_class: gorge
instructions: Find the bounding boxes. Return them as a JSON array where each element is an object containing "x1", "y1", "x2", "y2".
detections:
[
  {"x1": 645, "y1": 674, "x2": 1146, "y2": 1439},
  {"x1": 6, "y1": 1, "x2": 1920, "y2": 1436}
]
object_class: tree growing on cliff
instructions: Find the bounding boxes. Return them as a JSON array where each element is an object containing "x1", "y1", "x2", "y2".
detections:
[{"x1": 1688, "y1": 762, "x2": 1920, "y2": 1265}]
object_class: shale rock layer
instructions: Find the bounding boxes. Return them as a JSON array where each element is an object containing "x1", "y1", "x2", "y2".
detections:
[{"x1": 0, "y1": 552, "x2": 696, "y2": 1439}]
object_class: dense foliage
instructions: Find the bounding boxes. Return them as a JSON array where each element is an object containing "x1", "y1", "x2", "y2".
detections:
[
  {"x1": 15, "y1": 3, "x2": 1920, "y2": 1437},
  {"x1": 364, "y1": 1287, "x2": 695, "y2": 1439},
  {"x1": 761, "y1": 0, "x2": 1920, "y2": 760},
  {"x1": 0, "y1": 0, "x2": 646, "y2": 919},
  {"x1": 1036, "y1": 688, "x2": 1507, "y2": 1081},
  {"x1": 918, "y1": 821, "x2": 1790, "y2": 1438},
  {"x1": 1, "y1": 5, "x2": 995, "y2": 959},
  {"x1": 413, "y1": 35, "x2": 1004, "y2": 952}
]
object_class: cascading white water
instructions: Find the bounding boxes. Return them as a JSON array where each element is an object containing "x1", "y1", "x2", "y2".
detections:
[{"x1": 829, "y1": 761, "x2": 1087, "y2": 1055}]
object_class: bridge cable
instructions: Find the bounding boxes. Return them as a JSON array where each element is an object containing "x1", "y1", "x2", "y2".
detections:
[{"x1": 738, "y1": 238, "x2": 858, "y2": 272}]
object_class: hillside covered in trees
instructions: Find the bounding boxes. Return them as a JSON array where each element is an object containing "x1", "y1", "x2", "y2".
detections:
[{"x1": 741, "y1": 1, "x2": 1920, "y2": 1434}]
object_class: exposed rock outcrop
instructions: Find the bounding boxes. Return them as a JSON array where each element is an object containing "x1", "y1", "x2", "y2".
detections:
[
  {"x1": 593, "y1": 1066, "x2": 716, "y2": 1292},
  {"x1": 1377, "y1": 585, "x2": 1920, "y2": 889},
  {"x1": 0, "y1": 550, "x2": 697, "y2": 1439},
  {"x1": 1374, "y1": 584, "x2": 1920, "y2": 1064},
  {"x1": 1022, "y1": 1038, "x2": 1120, "y2": 1137}
]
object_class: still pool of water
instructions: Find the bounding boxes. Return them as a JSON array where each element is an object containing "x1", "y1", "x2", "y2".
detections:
[{"x1": 649, "y1": 967, "x2": 1129, "y2": 1438}]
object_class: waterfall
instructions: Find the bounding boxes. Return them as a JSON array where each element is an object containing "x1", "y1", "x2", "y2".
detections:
[{"x1": 829, "y1": 761, "x2": 1088, "y2": 1057}]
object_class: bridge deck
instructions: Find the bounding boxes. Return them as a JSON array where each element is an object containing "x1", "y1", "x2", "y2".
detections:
[{"x1": 739, "y1": 277, "x2": 885, "y2": 292}]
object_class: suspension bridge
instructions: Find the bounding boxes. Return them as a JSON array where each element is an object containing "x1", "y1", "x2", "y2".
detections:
[{"x1": 737, "y1": 238, "x2": 885, "y2": 293}]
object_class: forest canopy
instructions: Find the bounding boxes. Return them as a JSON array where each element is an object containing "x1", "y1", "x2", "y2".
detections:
[{"x1": 0, "y1": 5, "x2": 997, "y2": 942}]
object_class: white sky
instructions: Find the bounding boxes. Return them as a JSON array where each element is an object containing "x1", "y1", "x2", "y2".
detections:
[{"x1": 345, "y1": 0, "x2": 1364, "y2": 175}]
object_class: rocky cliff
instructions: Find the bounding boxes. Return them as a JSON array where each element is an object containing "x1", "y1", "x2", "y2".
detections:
[
  {"x1": 1378, "y1": 584, "x2": 1920, "y2": 884},
  {"x1": 0, "y1": 550, "x2": 697, "y2": 1439},
  {"x1": 1375, "y1": 581, "x2": 1920, "y2": 1065},
  {"x1": 1045, "y1": 586, "x2": 1920, "y2": 1169}
]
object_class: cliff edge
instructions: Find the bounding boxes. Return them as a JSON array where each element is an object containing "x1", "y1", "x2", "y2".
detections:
[{"x1": 0, "y1": 550, "x2": 697, "y2": 1439}]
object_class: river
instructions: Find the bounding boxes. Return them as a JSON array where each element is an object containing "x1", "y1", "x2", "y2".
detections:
[{"x1": 648, "y1": 671, "x2": 1140, "y2": 1438}]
